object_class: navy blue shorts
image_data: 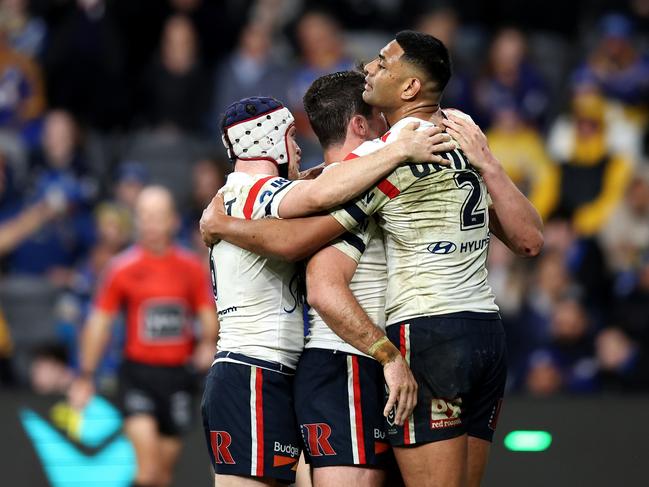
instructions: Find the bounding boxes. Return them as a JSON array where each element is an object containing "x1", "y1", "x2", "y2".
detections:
[
  {"x1": 385, "y1": 313, "x2": 506, "y2": 446},
  {"x1": 294, "y1": 348, "x2": 391, "y2": 467},
  {"x1": 201, "y1": 353, "x2": 301, "y2": 483}
]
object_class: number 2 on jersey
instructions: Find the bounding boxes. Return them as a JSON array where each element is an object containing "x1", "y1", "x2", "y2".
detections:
[{"x1": 454, "y1": 171, "x2": 486, "y2": 230}]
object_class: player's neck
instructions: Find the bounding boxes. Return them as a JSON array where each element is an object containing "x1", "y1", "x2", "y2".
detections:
[
  {"x1": 322, "y1": 137, "x2": 365, "y2": 166},
  {"x1": 234, "y1": 159, "x2": 278, "y2": 176},
  {"x1": 385, "y1": 101, "x2": 442, "y2": 126}
]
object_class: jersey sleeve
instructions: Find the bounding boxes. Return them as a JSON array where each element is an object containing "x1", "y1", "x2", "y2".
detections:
[
  {"x1": 330, "y1": 118, "x2": 436, "y2": 230},
  {"x1": 93, "y1": 264, "x2": 124, "y2": 314},
  {"x1": 241, "y1": 176, "x2": 305, "y2": 220},
  {"x1": 327, "y1": 139, "x2": 390, "y2": 230},
  {"x1": 264, "y1": 179, "x2": 306, "y2": 218},
  {"x1": 262, "y1": 141, "x2": 382, "y2": 219},
  {"x1": 330, "y1": 218, "x2": 377, "y2": 264},
  {"x1": 328, "y1": 166, "x2": 415, "y2": 231}
]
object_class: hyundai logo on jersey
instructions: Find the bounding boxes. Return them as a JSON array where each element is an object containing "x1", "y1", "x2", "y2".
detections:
[{"x1": 427, "y1": 241, "x2": 457, "y2": 254}]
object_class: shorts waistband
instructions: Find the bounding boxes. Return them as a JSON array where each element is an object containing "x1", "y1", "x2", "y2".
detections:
[
  {"x1": 388, "y1": 311, "x2": 502, "y2": 327},
  {"x1": 214, "y1": 351, "x2": 296, "y2": 375}
]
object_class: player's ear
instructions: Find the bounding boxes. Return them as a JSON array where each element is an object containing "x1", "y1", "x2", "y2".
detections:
[
  {"x1": 349, "y1": 114, "x2": 368, "y2": 138},
  {"x1": 401, "y1": 77, "x2": 421, "y2": 101}
]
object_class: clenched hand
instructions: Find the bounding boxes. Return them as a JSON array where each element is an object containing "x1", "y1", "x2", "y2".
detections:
[{"x1": 200, "y1": 192, "x2": 226, "y2": 247}]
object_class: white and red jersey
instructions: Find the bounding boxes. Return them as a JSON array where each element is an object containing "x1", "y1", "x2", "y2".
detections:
[
  {"x1": 210, "y1": 172, "x2": 305, "y2": 369},
  {"x1": 330, "y1": 116, "x2": 498, "y2": 326},
  {"x1": 303, "y1": 161, "x2": 387, "y2": 357},
  {"x1": 306, "y1": 216, "x2": 387, "y2": 357}
]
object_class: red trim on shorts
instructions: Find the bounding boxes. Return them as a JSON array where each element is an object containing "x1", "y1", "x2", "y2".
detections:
[
  {"x1": 399, "y1": 325, "x2": 411, "y2": 445},
  {"x1": 377, "y1": 179, "x2": 400, "y2": 199},
  {"x1": 351, "y1": 356, "x2": 367, "y2": 464},
  {"x1": 255, "y1": 368, "x2": 265, "y2": 476},
  {"x1": 243, "y1": 176, "x2": 275, "y2": 219},
  {"x1": 343, "y1": 152, "x2": 360, "y2": 161}
]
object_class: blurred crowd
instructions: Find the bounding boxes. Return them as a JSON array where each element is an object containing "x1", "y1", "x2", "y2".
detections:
[{"x1": 0, "y1": 0, "x2": 648, "y2": 398}]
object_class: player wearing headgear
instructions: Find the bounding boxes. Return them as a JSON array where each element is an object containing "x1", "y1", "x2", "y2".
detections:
[
  {"x1": 201, "y1": 95, "x2": 448, "y2": 486},
  {"x1": 200, "y1": 32, "x2": 544, "y2": 487}
]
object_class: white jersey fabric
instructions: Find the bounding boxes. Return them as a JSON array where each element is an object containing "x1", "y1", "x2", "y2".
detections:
[
  {"x1": 304, "y1": 161, "x2": 388, "y2": 357},
  {"x1": 331, "y1": 116, "x2": 499, "y2": 326},
  {"x1": 210, "y1": 172, "x2": 305, "y2": 369},
  {"x1": 306, "y1": 217, "x2": 387, "y2": 357}
]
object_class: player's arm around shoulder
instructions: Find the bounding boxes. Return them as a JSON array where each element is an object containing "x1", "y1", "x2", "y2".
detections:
[
  {"x1": 200, "y1": 192, "x2": 346, "y2": 262},
  {"x1": 277, "y1": 122, "x2": 456, "y2": 219},
  {"x1": 442, "y1": 111, "x2": 544, "y2": 257}
]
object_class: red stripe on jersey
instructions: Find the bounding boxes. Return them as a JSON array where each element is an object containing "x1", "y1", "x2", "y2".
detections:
[
  {"x1": 343, "y1": 152, "x2": 360, "y2": 161},
  {"x1": 399, "y1": 325, "x2": 411, "y2": 445},
  {"x1": 351, "y1": 356, "x2": 367, "y2": 464},
  {"x1": 377, "y1": 179, "x2": 400, "y2": 199},
  {"x1": 255, "y1": 368, "x2": 265, "y2": 476},
  {"x1": 380, "y1": 131, "x2": 391, "y2": 142},
  {"x1": 244, "y1": 176, "x2": 275, "y2": 219}
]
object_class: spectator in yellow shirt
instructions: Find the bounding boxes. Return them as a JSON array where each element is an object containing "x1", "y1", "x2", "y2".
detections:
[
  {"x1": 487, "y1": 103, "x2": 559, "y2": 220},
  {"x1": 548, "y1": 88, "x2": 633, "y2": 236}
]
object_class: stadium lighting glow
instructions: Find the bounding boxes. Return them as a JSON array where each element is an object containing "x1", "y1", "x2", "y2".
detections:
[{"x1": 504, "y1": 430, "x2": 552, "y2": 452}]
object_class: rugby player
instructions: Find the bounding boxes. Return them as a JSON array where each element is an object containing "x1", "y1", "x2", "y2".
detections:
[
  {"x1": 201, "y1": 32, "x2": 543, "y2": 487},
  {"x1": 68, "y1": 186, "x2": 218, "y2": 487},
  {"x1": 201, "y1": 96, "x2": 451, "y2": 487},
  {"x1": 296, "y1": 71, "x2": 446, "y2": 486}
]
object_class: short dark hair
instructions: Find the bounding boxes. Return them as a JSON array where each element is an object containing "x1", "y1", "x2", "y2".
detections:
[
  {"x1": 303, "y1": 71, "x2": 373, "y2": 148},
  {"x1": 395, "y1": 30, "x2": 452, "y2": 93}
]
